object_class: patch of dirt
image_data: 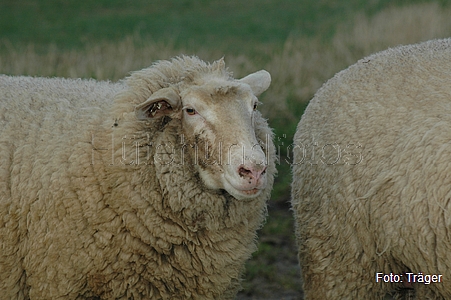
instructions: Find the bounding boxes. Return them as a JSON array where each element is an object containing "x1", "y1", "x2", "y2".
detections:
[{"x1": 237, "y1": 201, "x2": 303, "y2": 300}]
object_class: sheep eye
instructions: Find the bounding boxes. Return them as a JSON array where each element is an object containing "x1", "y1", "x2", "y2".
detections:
[
  {"x1": 186, "y1": 108, "x2": 196, "y2": 115},
  {"x1": 253, "y1": 103, "x2": 258, "y2": 111}
]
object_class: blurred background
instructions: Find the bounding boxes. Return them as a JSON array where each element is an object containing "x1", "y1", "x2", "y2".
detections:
[{"x1": 2, "y1": 0, "x2": 451, "y2": 299}]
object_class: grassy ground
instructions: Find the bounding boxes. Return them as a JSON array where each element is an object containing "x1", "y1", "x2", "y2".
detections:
[
  {"x1": 0, "y1": 0, "x2": 434, "y2": 51},
  {"x1": 2, "y1": 1, "x2": 451, "y2": 298}
]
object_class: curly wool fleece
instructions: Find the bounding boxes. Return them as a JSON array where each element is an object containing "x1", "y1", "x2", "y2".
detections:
[{"x1": 292, "y1": 38, "x2": 451, "y2": 299}]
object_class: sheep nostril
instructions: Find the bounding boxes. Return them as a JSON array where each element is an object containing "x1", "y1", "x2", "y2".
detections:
[
  {"x1": 238, "y1": 166, "x2": 253, "y2": 178},
  {"x1": 238, "y1": 165, "x2": 266, "y2": 180}
]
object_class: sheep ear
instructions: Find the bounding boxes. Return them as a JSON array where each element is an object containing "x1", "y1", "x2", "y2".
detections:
[
  {"x1": 238, "y1": 70, "x2": 271, "y2": 96},
  {"x1": 135, "y1": 88, "x2": 181, "y2": 120}
]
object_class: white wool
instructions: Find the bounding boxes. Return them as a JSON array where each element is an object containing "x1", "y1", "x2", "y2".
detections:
[{"x1": 292, "y1": 38, "x2": 451, "y2": 299}]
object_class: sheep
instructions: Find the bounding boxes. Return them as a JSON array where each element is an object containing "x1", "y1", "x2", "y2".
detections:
[
  {"x1": 291, "y1": 38, "x2": 451, "y2": 299},
  {"x1": 0, "y1": 55, "x2": 276, "y2": 299}
]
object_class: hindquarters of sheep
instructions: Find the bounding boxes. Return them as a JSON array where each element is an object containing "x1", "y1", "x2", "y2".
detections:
[{"x1": 292, "y1": 38, "x2": 451, "y2": 300}]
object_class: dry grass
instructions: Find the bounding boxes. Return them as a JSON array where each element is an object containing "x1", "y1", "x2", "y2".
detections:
[
  {"x1": 333, "y1": 2, "x2": 451, "y2": 61},
  {"x1": 1, "y1": 3, "x2": 451, "y2": 125},
  {"x1": 262, "y1": 2, "x2": 451, "y2": 122}
]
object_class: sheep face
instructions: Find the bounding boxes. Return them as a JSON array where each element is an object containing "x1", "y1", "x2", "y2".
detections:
[{"x1": 136, "y1": 70, "x2": 271, "y2": 200}]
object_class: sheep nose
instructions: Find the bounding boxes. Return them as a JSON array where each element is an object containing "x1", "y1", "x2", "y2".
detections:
[{"x1": 238, "y1": 165, "x2": 267, "y2": 182}]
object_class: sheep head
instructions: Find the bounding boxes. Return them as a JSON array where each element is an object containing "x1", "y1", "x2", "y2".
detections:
[{"x1": 135, "y1": 69, "x2": 271, "y2": 200}]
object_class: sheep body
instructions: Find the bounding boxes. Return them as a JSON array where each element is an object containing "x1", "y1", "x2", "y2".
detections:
[
  {"x1": 0, "y1": 56, "x2": 276, "y2": 299},
  {"x1": 291, "y1": 38, "x2": 451, "y2": 299}
]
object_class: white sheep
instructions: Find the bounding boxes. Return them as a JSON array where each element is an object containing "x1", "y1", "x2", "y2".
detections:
[
  {"x1": 0, "y1": 56, "x2": 276, "y2": 299},
  {"x1": 291, "y1": 38, "x2": 451, "y2": 299}
]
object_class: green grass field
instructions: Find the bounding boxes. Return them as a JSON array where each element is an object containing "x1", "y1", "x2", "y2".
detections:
[
  {"x1": 0, "y1": 0, "x2": 439, "y2": 51},
  {"x1": 2, "y1": 0, "x2": 451, "y2": 298}
]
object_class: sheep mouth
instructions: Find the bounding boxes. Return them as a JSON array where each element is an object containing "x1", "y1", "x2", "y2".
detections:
[
  {"x1": 240, "y1": 188, "x2": 261, "y2": 196},
  {"x1": 221, "y1": 171, "x2": 266, "y2": 200},
  {"x1": 226, "y1": 184, "x2": 264, "y2": 200}
]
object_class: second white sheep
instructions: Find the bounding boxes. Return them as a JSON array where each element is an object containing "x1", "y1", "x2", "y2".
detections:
[{"x1": 292, "y1": 38, "x2": 451, "y2": 299}]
